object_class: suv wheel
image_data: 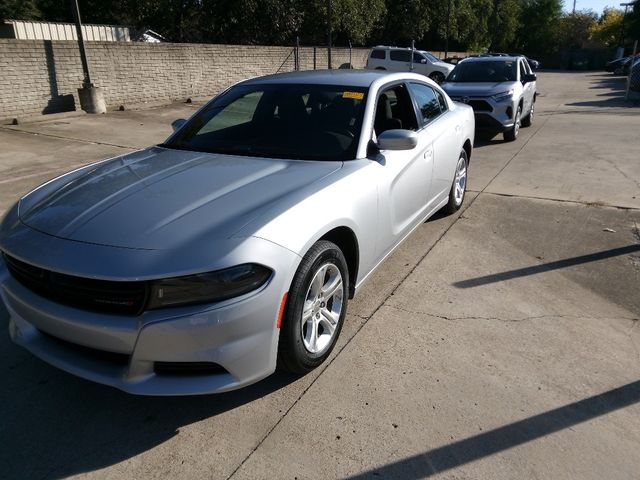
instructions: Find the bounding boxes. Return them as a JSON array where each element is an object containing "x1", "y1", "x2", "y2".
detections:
[
  {"x1": 429, "y1": 72, "x2": 445, "y2": 84},
  {"x1": 504, "y1": 106, "x2": 521, "y2": 142}
]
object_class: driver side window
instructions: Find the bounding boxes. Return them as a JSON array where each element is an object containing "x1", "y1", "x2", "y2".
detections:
[{"x1": 374, "y1": 84, "x2": 419, "y2": 136}]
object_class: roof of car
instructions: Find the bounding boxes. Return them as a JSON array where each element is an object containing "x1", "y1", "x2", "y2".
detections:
[
  {"x1": 461, "y1": 55, "x2": 521, "y2": 63},
  {"x1": 241, "y1": 69, "x2": 392, "y2": 88}
]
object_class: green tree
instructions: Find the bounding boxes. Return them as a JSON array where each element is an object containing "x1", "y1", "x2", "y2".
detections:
[
  {"x1": 558, "y1": 10, "x2": 597, "y2": 49},
  {"x1": 0, "y1": 0, "x2": 41, "y2": 20},
  {"x1": 590, "y1": 8, "x2": 624, "y2": 47},
  {"x1": 515, "y1": 0, "x2": 563, "y2": 55}
]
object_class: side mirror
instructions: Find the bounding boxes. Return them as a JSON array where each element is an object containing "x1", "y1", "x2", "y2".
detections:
[
  {"x1": 171, "y1": 118, "x2": 187, "y2": 132},
  {"x1": 523, "y1": 73, "x2": 537, "y2": 83},
  {"x1": 377, "y1": 129, "x2": 418, "y2": 151},
  {"x1": 421, "y1": 58, "x2": 427, "y2": 64}
]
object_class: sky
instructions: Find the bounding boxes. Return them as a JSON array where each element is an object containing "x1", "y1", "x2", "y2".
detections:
[{"x1": 565, "y1": 0, "x2": 632, "y2": 14}]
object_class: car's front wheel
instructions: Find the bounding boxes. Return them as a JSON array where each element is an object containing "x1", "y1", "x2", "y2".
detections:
[
  {"x1": 442, "y1": 150, "x2": 468, "y2": 214},
  {"x1": 504, "y1": 105, "x2": 521, "y2": 142},
  {"x1": 278, "y1": 240, "x2": 348, "y2": 373}
]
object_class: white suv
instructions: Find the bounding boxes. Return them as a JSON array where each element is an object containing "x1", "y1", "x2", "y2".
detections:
[{"x1": 366, "y1": 46, "x2": 454, "y2": 83}]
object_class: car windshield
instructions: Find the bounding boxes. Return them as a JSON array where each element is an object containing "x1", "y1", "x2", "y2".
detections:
[
  {"x1": 446, "y1": 60, "x2": 518, "y2": 82},
  {"x1": 421, "y1": 51, "x2": 440, "y2": 63},
  {"x1": 163, "y1": 83, "x2": 368, "y2": 161}
]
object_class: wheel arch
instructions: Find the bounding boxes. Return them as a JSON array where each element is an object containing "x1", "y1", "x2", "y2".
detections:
[
  {"x1": 318, "y1": 226, "x2": 359, "y2": 299},
  {"x1": 463, "y1": 139, "x2": 472, "y2": 163}
]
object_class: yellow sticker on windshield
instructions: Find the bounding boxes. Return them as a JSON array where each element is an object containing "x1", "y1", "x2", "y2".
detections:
[{"x1": 343, "y1": 91, "x2": 364, "y2": 100}]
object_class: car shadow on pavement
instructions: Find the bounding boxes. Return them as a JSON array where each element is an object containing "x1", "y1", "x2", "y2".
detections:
[
  {"x1": 0, "y1": 314, "x2": 300, "y2": 479},
  {"x1": 452, "y1": 244, "x2": 640, "y2": 289},
  {"x1": 346, "y1": 379, "x2": 640, "y2": 479}
]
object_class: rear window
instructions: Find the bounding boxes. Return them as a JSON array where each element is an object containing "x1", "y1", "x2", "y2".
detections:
[
  {"x1": 390, "y1": 50, "x2": 411, "y2": 62},
  {"x1": 370, "y1": 49, "x2": 385, "y2": 60}
]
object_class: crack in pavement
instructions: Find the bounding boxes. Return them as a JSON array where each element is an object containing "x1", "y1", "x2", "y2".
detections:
[
  {"x1": 477, "y1": 191, "x2": 640, "y2": 212},
  {"x1": 385, "y1": 304, "x2": 640, "y2": 325},
  {"x1": 0, "y1": 125, "x2": 138, "y2": 150}
]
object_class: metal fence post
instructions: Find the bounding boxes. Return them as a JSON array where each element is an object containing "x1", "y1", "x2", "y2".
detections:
[
  {"x1": 410, "y1": 39, "x2": 415, "y2": 71},
  {"x1": 295, "y1": 36, "x2": 300, "y2": 71},
  {"x1": 349, "y1": 40, "x2": 352, "y2": 68},
  {"x1": 625, "y1": 39, "x2": 638, "y2": 101},
  {"x1": 313, "y1": 47, "x2": 317, "y2": 70}
]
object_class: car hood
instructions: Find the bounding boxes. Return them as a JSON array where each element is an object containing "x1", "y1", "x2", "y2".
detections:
[
  {"x1": 442, "y1": 81, "x2": 518, "y2": 97},
  {"x1": 435, "y1": 61, "x2": 454, "y2": 71},
  {"x1": 18, "y1": 146, "x2": 341, "y2": 250}
]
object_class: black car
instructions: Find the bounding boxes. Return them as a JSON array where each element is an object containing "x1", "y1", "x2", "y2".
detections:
[{"x1": 606, "y1": 56, "x2": 630, "y2": 74}]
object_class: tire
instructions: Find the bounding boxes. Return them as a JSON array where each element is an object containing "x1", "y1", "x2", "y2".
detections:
[
  {"x1": 522, "y1": 102, "x2": 534, "y2": 127},
  {"x1": 375, "y1": 67, "x2": 386, "y2": 70},
  {"x1": 442, "y1": 150, "x2": 468, "y2": 214},
  {"x1": 278, "y1": 240, "x2": 349, "y2": 374},
  {"x1": 503, "y1": 105, "x2": 522, "y2": 142},
  {"x1": 429, "y1": 71, "x2": 445, "y2": 84}
]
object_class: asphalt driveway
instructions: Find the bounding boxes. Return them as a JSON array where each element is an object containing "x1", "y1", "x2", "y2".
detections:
[{"x1": 0, "y1": 71, "x2": 639, "y2": 479}]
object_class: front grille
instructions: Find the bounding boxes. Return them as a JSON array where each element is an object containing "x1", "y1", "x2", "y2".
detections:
[
  {"x1": 3, "y1": 253, "x2": 148, "y2": 315},
  {"x1": 468, "y1": 100, "x2": 492, "y2": 112}
]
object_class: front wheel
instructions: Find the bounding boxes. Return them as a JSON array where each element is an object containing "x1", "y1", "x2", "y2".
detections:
[
  {"x1": 278, "y1": 240, "x2": 348, "y2": 374},
  {"x1": 442, "y1": 150, "x2": 468, "y2": 214},
  {"x1": 504, "y1": 105, "x2": 521, "y2": 142},
  {"x1": 429, "y1": 71, "x2": 445, "y2": 84}
]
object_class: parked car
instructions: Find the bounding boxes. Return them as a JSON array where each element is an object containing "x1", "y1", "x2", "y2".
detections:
[
  {"x1": 0, "y1": 70, "x2": 474, "y2": 395},
  {"x1": 366, "y1": 46, "x2": 454, "y2": 83},
  {"x1": 630, "y1": 57, "x2": 640, "y2": 91},
  {"x1": 606, "y1": 56, "x2": 630, "y2": 73},
  {"x1": 442, "y1": 55, "x2": 537, "y2": 141}
]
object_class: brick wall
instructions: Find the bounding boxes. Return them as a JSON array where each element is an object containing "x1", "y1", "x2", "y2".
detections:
[{"x1": 0, "y1": 39, "x2": 463, "y2": 121}]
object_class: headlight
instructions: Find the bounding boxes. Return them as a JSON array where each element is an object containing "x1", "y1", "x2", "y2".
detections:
[
  {"x1": 147, "y1": 264, "x2": 272, "y2": 310},
  {"x1": 492, "y1": 90, "x2": 514, "y2": 102}
]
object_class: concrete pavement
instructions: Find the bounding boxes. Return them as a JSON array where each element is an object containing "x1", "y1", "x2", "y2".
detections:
[{"x1": 0, "y1": 71, "x2": 639, "y2": 479}]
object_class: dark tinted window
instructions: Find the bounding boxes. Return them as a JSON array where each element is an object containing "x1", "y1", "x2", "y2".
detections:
[
  {"x1": 447, "y1": 60, "x2": 518, "y2": 82},
  {"x1": 409, "y1": 83, "x2": 443, "y2": 125},
  {"x1": 164, "y1": 84, "x2": 368, "y2": 161},
  {"x1": 370, "y1": 49, "x2": 385, "y2": 59},
  {"x1": 436, "y1": 90, "x2": 448, "y2": 112},
  {"x1": 413, "y1": 52, "x2": 425, "y2": 63},
  {"x1": 519, "y1": 61, "x2": 527, "y2": 80},
  {"x1": 390, "y1": 50, "x2": 411, "y2": 62}
]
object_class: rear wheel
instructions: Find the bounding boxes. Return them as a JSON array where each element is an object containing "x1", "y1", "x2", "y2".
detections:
[
  {"x1": 442, "y1": 150, "x2": 468, "y2": 214},
  {"x1": 278, "y1": 241, "x2": 348, "y2": 373},
  {"x1": 429, "y1": 71, "x2": 445, "y2": 84},
  {"x1": 504, "y1": 105, "x2": 521, "y2": 142}
]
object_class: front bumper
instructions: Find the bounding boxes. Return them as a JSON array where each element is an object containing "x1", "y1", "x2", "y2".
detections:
[
  {"x1": 450, "y1": 96, "x2": 516, "y2": 133},
  {"x1": 0, "y1": 238, "x2": 300, "y2": 396}
]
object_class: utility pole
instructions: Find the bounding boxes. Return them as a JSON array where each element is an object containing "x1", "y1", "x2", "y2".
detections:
[
  {"x1": 69, "y1": 0, "x2": 106, "y2": 113},
  {"x1": 572, "y1": 0, "x2": 576, "y2": 13},
  {"x1": 327, "y1": 0, "x2": 333, "y2": 69},
  {"x1": 445, "y1": 0, "x2": 452, "y2": 59}
]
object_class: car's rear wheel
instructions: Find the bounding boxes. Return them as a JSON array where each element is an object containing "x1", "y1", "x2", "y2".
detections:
[
  {"x1": 429, "y1": 71, "x2": 445, "y2": 84},
  {"x1": 522, "y1": 102, "x2": 534, "y2": 127},
  {"x1": 278, "y1": 240, "x2": 348, "y2": 373},
  {"x1": 442, "y1": 150, "x2": 468, "y2": 214},
  {"x1": 504, "y1": 105, "x2": 521, "y2": 142}
]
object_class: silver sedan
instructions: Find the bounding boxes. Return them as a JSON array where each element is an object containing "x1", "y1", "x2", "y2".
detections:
[{"x1": 0, "y1": 70, "x2": 475, "y2": 395}]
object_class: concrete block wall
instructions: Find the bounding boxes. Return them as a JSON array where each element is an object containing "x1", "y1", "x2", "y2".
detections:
[{"x1": 0, "y1": 39, "x2": 464, "y2": 120}]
